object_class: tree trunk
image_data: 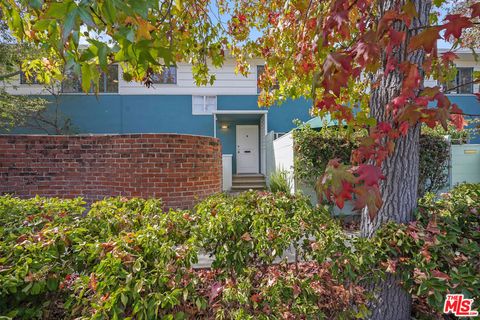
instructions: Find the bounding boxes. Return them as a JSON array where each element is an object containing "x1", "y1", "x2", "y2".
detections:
[{"x1": 360, "y1": 0, "x2": 432, "y2": 319}]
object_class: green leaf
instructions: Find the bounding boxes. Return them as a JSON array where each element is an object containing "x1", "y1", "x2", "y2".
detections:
[
  {"x1": 80, "y1": 63, "x2": 92, "y2": 92},
  {"x1": 78, "y1": 7, "x2": 96, "y2": 27},
  {"x1": 103, "y1": 0, "x2": 117, "y2": 24},
  {"x1": 32, "y1": 19, "x2": 52, "y2": 31},
  {"x1": 63, "y1": 7, "x2": 78, "y2": 41},
  {"x1": 29, "y1": 0, "x2": 44, "y2": 10}
]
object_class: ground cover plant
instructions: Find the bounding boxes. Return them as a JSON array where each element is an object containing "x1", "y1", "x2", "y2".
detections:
[{"x1": 0, "y1": 184, "x2": 479, "y2": 319}]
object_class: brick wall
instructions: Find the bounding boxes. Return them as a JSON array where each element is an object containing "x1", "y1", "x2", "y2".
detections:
[{"x1": 0, "y1": 134, "x2": 222, "y2": 209}]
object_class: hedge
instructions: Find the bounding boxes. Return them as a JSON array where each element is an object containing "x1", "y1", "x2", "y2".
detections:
[
  {"x1": 293, "y1": 124, "x2": 450, "y2": 197},
  {"x1": 0, "y1": 184, "x2": 479, "y2": 319}
]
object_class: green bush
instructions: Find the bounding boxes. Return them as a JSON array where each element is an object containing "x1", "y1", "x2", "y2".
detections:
[
  {"x1": 369, "y1": 183, "x2": 480, "y2": 318},
  {"x1": 293, "y1": 124, "x2": 451, "y2": 197},
  {"x1": 194, "y1": 191, "x2": 325, "y2": 274},
  {"x1": 268, "y1": 170, "x2": 292, "y2": 194},
  {"x1": 0, "y1": 184, "x2": 478, "y2": 319}
]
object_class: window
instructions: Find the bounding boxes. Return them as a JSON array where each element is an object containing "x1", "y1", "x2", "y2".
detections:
[
  {"x1": 151, "y1": 66, "x2": 177, "y2": 84},
  {"x1": 257, "y1": 65, "x2": 279, "y2": 93},
  {"x1": 442, "y1": 67, "x2": 474, "y2": 94},
  {"x1": 61, "y1": 65, "x2": 119, "y2": 93},
  {"x1": 273, "y1": 132, "x2": 287, "y2": 140},
  {"x1": 20, "y1": 71, "x2": 40, "y2": 85},
  {"x1": 192, "y1": 96, "x2": 217, "y2": 115}
]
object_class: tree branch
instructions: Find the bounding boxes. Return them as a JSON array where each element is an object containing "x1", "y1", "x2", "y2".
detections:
[
  {"x1": 0, "y1": 70, "x2": 21, "y2": 80},
  {"x1": 443, "y1": 78, "x2": 480, "y2": 93}
]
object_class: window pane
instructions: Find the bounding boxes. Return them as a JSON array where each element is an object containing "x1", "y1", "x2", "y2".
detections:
[
  {"x1": 192, "y1": 95, "x2": 216, "y2": 114},
  {"x1": 151, "y1": 66, "x2": 177, "y2": 84},
  {"x1": 105, "y1": 65, "x2": 119, "y2": 93},
  {"x1": 458, "y1": 68, "x2": 473, "y2": 94},
  {"x1": 61, "y1": 69, "x2": 82, "y2": 93},
  {"x1": 257, "y1": 65, "x2": 265, "y2": 94},
  {"x1": 20, "y1": 71, "x2": 39, "y2": 84}
]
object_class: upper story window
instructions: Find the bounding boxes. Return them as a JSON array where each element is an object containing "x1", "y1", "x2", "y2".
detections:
[
  {"x1": 20, "y1": 71, "x2": 40, "y2": 85},
  {"x1": 442, "y1": 67, "x2": 474, "y2": 94},
  {"x1": 151, "y1": 66, "x2": 177, "y2": 84},
  {"x1": 257, "y1": 65, "x2": 279, "y2": 94},
  {"x1": 61, "y1": 65, "x2": 119, "y2": 93},
  {"x1": 192, "y1": 95, "x2": 217, "y2": 115}
]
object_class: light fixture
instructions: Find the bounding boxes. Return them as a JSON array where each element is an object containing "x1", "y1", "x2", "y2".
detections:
[{"x1": 221, "y1": 124, "x2": 229, "y2": 129}]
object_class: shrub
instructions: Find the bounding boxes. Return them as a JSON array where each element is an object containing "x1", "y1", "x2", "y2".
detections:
[
  {"x1": 1, "y1": 184, "x2": 477, "y2": 319},
  {"x1": 268, "y1": 169, "x2": 292, "y2": 194},
  {"x1": 293, "y1": 124, "x2": 451, "y2": 197},
  {"x1": 369, "y1": 183, "x2": 480, "y2": 318},
  {"x1": 193, "y1": 191, "x2": 325, "y2": 274},
  {"x1": 418, "y1": 132, "x2": 450, "y2": 197},
  {"x1": 0, "y1": 196, "x2": 85, "y2": 319}
]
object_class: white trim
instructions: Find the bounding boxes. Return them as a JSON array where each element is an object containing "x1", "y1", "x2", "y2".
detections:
[
  {"x1": 213, "y1": 110, "x2": 268, "y2": 115},
  {"x1": 192, "y1": 95, "x2": 217, "y2": 115}
]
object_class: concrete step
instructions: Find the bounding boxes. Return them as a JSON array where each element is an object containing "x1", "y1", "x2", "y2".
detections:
[
  {"x1": 232, "y1": 180, "x2": 267, "y2": 186},
  {"x1": 232, "y1": 174, "x2": 266, "y2": 182},
  {"x1": 230, "y1": 185, "x2": 267, "y2": 191},
  {"x1": 231, "y1": 174, "x2": 267, "y2": 191}
]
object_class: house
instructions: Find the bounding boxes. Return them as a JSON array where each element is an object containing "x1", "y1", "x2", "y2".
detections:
[{"x1": 2, "y1": 49, "x2": 479, "y2": 192}]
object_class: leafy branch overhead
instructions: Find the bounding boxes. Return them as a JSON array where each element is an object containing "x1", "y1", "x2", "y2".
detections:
[
  {"x1": 1, "y1": 0, "x2": 479, "y2": 219},
  {"x1": 1, "y1": 0, "x2": 227, "y2": 88}
]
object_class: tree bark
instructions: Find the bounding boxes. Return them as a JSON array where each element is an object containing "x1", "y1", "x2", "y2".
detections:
[{"x1": 360, "y1": 0, "x2": 432, "y2": 319}]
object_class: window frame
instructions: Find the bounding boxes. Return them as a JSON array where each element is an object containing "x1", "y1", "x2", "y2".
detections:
[
  {"x1": 192, "y1": 95, "x2": 217, "y2": 115},
  {"x1": 150, "y1": 66, "x2": 177, "y2": 85},
  {"x1": 441, "y1": 67, "x2": 474, "y2": 94},
  {"x1": 19, "y1": 71, "x2": 41, "y2": 85},
  {"x1": 61, "y1": 65, "x2": 119, "y2": 94}
]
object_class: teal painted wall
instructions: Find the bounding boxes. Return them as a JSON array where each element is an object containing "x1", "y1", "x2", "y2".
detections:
[
  {"x1": 9, "y1": 95, "x2": 312, "y2": 135},
  {"x1": 446, "y1": 95, "x2": 480, "y2": 144}
]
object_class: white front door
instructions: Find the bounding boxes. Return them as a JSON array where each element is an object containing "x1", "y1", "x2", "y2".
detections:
[{"x1": 236, "y1": 125, "x2": 259, "y2": 174}]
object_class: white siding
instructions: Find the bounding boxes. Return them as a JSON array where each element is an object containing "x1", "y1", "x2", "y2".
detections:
[{"x1": 2, "y1": 51, "x2": 478, "y2": 95}]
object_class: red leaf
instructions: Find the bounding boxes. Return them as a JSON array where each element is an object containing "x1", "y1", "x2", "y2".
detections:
[
  {"x1": 450, "y1": 104, "x2": 466, "y2": 131},
  {"x1": 377, "y1": 122, "x2": 392, "y2": 134},
  {"x1": 443, "y1": 14, "x2": 473, "y2": 41},
  {"x1": 355, "y1": 164, "x2": 385, "y2": 187},
  {"x1": 471, "y1": 2, "x2": 480, "y2": 19},
  {"x1": 334, "y1": 181, "x2": 354, "y2": 209},
  {"x1": 399, "y1": 121, "x2": 409, "y2": 136},
  {"x1": 441, "y1": 51, "x2": 458, "y2": 64},
  {"x1": 251, "y1": 293, "x2": 262, "y2": 303},
  {"x1": 209, "y1": 282, "x2": 224, "y2": 303},
  {"x1": 475, "y1": 92, "x2": 480, "y2": 103},
  {"x1": 431, "y1": 270, "x2": 450, "y2": 281},
  {"x1": 352, "y1": 31, "x2": 380, "y2": 70},
  {"x1": 353, "y1": 185, "x2": 383, "y2": 219},
  {"x1": 408, "y1": 26, "x2": 441, "y2": 53},
  {"x1": 400, "y1": 62, "x2": 421, "y2": 96}
]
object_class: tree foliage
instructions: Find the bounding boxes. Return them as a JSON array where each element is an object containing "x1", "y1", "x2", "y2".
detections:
[{"x1": 447, "y1": 0, "x2": 480, "y2": 48}]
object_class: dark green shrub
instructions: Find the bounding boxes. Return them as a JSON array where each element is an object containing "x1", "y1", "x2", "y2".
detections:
[{"x1": 293, "y1": 124, "x2": 451, "y2": 197}]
